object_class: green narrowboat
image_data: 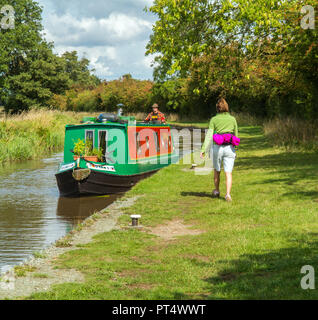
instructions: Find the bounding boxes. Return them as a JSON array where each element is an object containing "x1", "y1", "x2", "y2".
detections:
[{"x1": 56, "y1": 113, "x2": 179, "y2": 196}]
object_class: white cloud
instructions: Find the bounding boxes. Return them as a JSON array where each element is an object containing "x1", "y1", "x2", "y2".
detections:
[
  {"x1": 37, "y1": 0, "x2": 156, "y2": 80},
  {"x1": 38, "y1": 0, "x2": 155, "y2": 19},
  {"x1": 44, "y1": 12, "x2": 152, "y2": 47},
  {"x1": 91, "y1": 61, "x2": 114, "y2": 77},
  {"x1": 101, "y1": 13, "x2": 152, "y2": 41}
]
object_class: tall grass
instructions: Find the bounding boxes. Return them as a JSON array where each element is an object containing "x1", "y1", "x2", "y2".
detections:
[
  {"x1": 0, "y1": 110, "x2": 85, "y2": 164},
  {"x1": 264, "y1": 118, "x2": 318, "y2": 151}
]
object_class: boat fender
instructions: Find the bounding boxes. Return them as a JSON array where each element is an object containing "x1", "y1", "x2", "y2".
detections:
[{"x1": 72, "y1": 168, "x2": 91, "y2": 181}]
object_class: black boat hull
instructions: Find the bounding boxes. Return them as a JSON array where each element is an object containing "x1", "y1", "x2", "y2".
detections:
[{"x1": 55, "y1": 169, "x2": 158, "y2": 197}]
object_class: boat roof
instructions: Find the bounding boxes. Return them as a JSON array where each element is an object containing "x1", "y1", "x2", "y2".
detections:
[
  {"x1": 65, "y1": 114, "x2": 171, "y2": 129},
  {"x1": 65, "y1": 121, "x2": 171, "y2": 129}
]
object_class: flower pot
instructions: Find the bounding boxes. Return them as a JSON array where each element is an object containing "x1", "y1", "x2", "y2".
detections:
[
  {"x1": 84, "y1": 156, "x2": 99, "y2": 162},
  {"x1": 73, "y1": 155, "x2": 99, "y2": 162}
]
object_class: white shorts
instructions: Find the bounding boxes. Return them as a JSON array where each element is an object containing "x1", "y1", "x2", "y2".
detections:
[{"x1": 211, "y1": 145, "x2": 236, "y2": 173}]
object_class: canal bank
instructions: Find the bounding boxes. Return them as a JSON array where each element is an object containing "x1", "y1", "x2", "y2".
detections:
[{"x1": 0, "y1": 196, "x2": 140, "y2": 299}]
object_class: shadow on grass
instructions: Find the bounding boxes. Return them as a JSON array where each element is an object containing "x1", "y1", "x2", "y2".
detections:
[
  {"x1": 181, "y1": 192, "x2": 228, "y2": 203},
  {"x1": 281, "y1": 191, "x2": 318, "y2": 200},
  {"x1": 237, "y1": 152, "x2": 318, "y2": 186},
  {"x1": 238, "y1": 151, "x2": 318, "y2": 169},
  {"x1": 181, "y1": 192, "x2": 212, "y2": 198},
  {"x1": 200, "y1": 238, "x2": 318, "y2": 299}
]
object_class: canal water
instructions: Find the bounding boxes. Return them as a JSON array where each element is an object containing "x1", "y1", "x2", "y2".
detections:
[
  {"x1": 0, "y1": 129, "x2": 203, "y2": 273},
  {"x1": 0, "y1": 153, "x2": 120, "y2": 273}
]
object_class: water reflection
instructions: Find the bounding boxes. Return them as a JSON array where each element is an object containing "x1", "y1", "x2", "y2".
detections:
[{"x1": 57, "y1": 194, "x2": 120, "y2": 225}]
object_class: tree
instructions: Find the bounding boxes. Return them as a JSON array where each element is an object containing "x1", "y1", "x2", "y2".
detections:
[
  {"x1": 0, "y1": 1, "x2": 100, "y2": 112},
  {"x1": 151, "y1": 78, "x2": 187, "y2": 112},
  {"x1": 61, "y1": 51, "x2": 100, "y2": 88},
  {"x1": 146, "y1": 0, "x2": 318, "y2": 118},
  {"x1": 147, "y1": 0, "x2": 317, "y2": 78},
  {"x1": 0, "y1": 0, "x2": 43, "y2": 108},
  {"x1": 50, "y1": 75, "x2": 153, "y2": 113},
  {"x1": 7, "y1": 43, "x2": 72, "y2": 111}
]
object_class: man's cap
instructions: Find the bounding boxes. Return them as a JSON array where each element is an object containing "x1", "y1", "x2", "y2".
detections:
[{"x1": 152, "y1": 103, "x2": 159, "y2": 109}]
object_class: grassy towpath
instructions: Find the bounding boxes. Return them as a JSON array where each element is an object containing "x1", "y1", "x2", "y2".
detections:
[{"x1": 29, "y1": 125, "x2": 318, "y2": 300}]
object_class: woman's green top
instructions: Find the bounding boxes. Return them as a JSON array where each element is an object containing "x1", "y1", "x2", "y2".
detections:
[{"x1": 201, "y1": 112, "x2": 238, "y2": 153}]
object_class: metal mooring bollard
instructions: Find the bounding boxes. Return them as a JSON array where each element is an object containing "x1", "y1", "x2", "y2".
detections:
[{"x1": 130, "y1": 215, "x2": 141, "y2": 227}]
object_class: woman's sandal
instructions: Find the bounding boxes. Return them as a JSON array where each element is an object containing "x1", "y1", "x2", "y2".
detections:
[{"x1": 225, "y1": 194, "x2": 232, "y2": 202}]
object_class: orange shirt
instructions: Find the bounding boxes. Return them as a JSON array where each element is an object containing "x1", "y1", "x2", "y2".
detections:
[{"x1": 145, "y1": 111, "x2": 166, "y2": 123}]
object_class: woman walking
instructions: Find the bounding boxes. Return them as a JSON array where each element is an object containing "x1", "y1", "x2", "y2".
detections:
[{"x1": 200, "y1": 98, "x2": 239, "y2": 202}]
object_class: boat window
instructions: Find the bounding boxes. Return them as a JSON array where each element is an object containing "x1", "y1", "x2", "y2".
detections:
[
  {"x1": 99, "y1": 130, "x2": 107, "y2": 161},
  {"x1": 136, "y1": 133, "x2": 140, "y2": 155},
  {"x1": 146, "y1": 136, "x2": 149, "y2": 149},
  {"x1": 135, "y1": 132, "x2": 157, "y2": 156},
  {"x1": 153, "y1": 131, "x2": 159, "y2": 153},
  {"x1": 85, "y1": 130, "x2": 94, "y2": 151},
  {"x1": 160, "y1": 131, "x2": 171, "y2": 151},
  {"x1": 161, "y1": 134, "x2": 168, "y2": 149}
]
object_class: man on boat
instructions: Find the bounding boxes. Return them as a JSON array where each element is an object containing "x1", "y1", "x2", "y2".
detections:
[{"x1": 145, "y1": 103, "x2": 166, "y2": 124}]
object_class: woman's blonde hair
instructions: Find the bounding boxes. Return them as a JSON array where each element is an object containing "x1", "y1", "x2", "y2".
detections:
[{"x1": 216, "y1": 98, "x2": 229, "y2": 113}]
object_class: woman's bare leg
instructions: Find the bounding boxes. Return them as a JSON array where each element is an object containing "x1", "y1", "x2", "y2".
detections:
[
  {"x1": 214, "y1": 170, "x2": 221, "y2": 192},
  {"x1": 225, "y1": 172, "x2": 232, "y2": 196}
]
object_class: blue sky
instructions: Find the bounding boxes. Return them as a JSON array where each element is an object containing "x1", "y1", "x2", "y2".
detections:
[{"x1": 36, "y1": 0, "x2": 156, "y2": 80}]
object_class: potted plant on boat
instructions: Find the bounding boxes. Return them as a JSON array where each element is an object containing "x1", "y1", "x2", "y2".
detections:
[{"x1": 73, "y1": 139, "x2": 103, "y2": 162}]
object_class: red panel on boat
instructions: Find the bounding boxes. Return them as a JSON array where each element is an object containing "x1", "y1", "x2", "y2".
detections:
[{"x1": 128, "y1": 126, "x2": 173, "y2": 160}]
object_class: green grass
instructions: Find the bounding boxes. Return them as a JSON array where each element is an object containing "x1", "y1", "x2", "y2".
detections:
[
  {"x1": 14, "y1": 265, "x2": 37, "y2": 277},
  {"x1": 28, "y1": 125, "x2": 318, "y2": 300},
  {"x1": 33, "y1": 251, "x2": 47, "y2": 259}
]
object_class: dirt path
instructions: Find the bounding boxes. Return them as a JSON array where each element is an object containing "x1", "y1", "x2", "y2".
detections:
[{"x1": 0, "y1": 196, "x2": 140, "y2": 299}]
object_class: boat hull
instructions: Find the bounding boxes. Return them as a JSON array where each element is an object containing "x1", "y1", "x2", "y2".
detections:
[{"x1": 56, "y1": 169, "x2": 158, "y2": 197}]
